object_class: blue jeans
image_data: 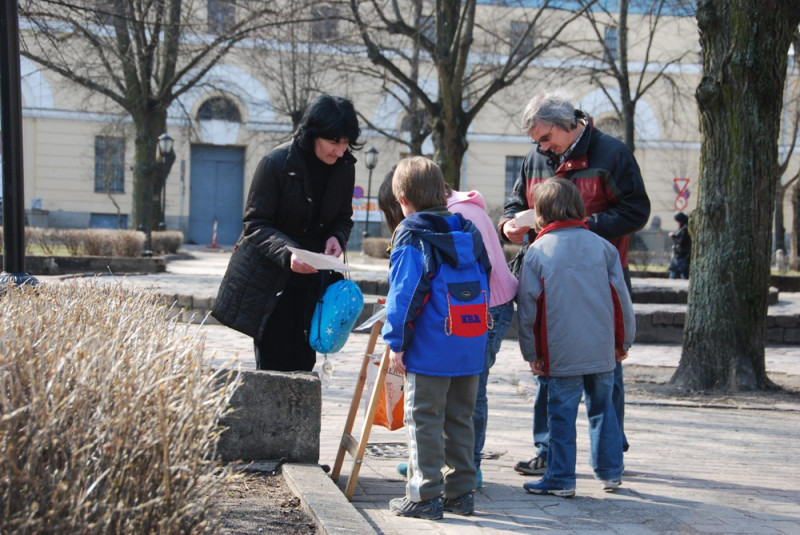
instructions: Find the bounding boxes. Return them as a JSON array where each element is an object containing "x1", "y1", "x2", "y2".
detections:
[
  {"x1": 472, "y1": 300, "x2": 514, "y2": 468},
  {"x1": 542, "y1": 371, "x2": 623, "y2": 489},
  {"x1": 533, "y1": 361, "x2": 628, "y2": 457}
]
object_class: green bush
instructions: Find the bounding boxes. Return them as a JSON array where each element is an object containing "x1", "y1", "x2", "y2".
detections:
[{"x1": 0, "y1": 282, "x2": 240, "y2": 534}]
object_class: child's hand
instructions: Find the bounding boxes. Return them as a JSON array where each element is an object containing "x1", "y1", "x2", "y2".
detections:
[
  {"x1": 616, "y1": 348, "x2": 628, "y2": 362},
  {"x1": 529, "y1": 359, "x2": 544, "y2": 375},
  {"x1": 389, "y1": 351, "x2": 405, "y2": 374}
]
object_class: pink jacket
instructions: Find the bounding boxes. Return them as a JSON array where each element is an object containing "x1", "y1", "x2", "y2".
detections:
[{"x1": 448, "y1": 190, "x2": 518, "y2": 307}]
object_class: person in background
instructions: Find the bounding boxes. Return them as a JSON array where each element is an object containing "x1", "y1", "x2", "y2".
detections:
[
  {"x1": 501, "y1": 89, "x2": 649, "y2": 477},
  {"x1": 378, "y1": 169, "x2": 404, "y2": 233},
  {"x1": 212, "y1": 94, "x2": 363, "y2": 372},
  {"x1": 517, "y1": 178, "x2": 635, "y2": 497},
  {"x1": 668, "y1": 212, "x2": 691, "y2": 279}
]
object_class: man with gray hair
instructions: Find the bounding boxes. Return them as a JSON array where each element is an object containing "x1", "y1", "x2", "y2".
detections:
[{"x1": 499, "y1": 90, "x2": 650, "y2": 490}]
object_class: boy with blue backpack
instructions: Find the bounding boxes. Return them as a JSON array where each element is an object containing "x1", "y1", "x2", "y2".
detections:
[{"x1": 382, "y1": 156, "x2": 492, "y2": 520}]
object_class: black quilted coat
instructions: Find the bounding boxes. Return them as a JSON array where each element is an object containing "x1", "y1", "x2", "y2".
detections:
[{"x1": 211, "y1": 139, "x2": 356, "y2": 340}]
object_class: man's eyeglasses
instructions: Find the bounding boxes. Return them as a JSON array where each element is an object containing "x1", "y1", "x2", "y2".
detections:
[{"x1": 530, "y1": 124, "x2": 555, "y2": 146}]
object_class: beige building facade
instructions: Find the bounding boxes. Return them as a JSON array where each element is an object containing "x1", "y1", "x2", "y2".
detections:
[{"x1": 10, "y1": 2, "x2": 798, "y2": 252}]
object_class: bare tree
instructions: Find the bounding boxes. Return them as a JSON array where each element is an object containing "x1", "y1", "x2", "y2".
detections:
[
  {"x1": 19, "y1": 0, "x2": 293, "y2": 236},
  {"x1": 346, "y1": 0, "x2": 432, "y2": 157},
  {"x1": 775, "y1": 29, "x2": 800, "y2": 258},
  {"x1": 672, "y1": 0, "x2": 800, "y2": 392},
  {"x1": 246, "y1": 0, "x2": 344, "y2": 132},
  {"x1": 348, "y1": 0, "x2": 593, "y2": 189},
  {"x1": 561, "y1": 0, "x2": 695, "y2": 152},
  {"x1": 775, "y1": 111, "x2": 800, "y2": 256}
]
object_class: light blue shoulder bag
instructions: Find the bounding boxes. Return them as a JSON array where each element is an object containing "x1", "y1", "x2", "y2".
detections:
[{"x1": 309, "y1": 262, "x2": 364, "y2": 355}]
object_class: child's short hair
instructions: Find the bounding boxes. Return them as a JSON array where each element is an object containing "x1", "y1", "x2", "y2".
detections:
[
  {"x1": 533, "y1": 178, "x2": 586, "y2": 231},
  {"x1": 392, "y1": 156, "x2": 447, "y2": 211}
]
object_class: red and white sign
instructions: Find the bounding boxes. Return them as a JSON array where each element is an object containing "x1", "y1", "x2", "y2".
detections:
[{"x1": 673, "y1": 178, "x2": 690, "y2": 211}]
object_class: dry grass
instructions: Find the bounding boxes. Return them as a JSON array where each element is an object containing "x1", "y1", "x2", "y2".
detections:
[{"x1": 0, "y1": 281, "x2": 241, "y2": 534}]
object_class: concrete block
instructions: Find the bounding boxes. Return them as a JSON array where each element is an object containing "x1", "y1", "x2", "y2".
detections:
[
  {"x1": 652, "y1": 310, "x2": 674, "y2": 325},
  {"x1": 775, "y1": 315, "x2": 798, "y2": 328},
  {"x1": 193, "y1": 296, "x2": 213, "y2": 309},
  {"x1": 634, "y1": 313, "x2": 657, "y2": 343},
  {"x1": 176, "y1": 294, "x2": 193, "y2": 308},
  {"x1": 217, "y1": 369, "x2": 321, "y2": 463},
  {"x1": 766, "y1": 328, "x2": 785, "y2": 344},
  {"x1": 283, "y1": 464, "x2": 374, "y2": 535},
  {"x1": 783, "y1": 328, "x2": 800, "y2": 344}
]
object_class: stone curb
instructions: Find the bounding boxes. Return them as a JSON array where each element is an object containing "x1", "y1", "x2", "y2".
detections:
[{"x1": 282, "y1": 464, "x2": 375, "y2": 535}]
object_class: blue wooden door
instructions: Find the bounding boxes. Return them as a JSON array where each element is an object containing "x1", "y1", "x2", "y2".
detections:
[{"x1": 189, "y1": 145, "x2": 244, "y2": 245}]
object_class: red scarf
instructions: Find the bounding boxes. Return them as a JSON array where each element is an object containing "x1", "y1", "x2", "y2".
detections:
[{"x1": 534, "y1": 219, "x2": 589, "y2": 241}]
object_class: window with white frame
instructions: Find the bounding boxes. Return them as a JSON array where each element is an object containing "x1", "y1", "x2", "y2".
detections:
[
  {"x1": 509, "y1": 21, "x2": 535, "y2": 56},
  {"x1": 94, "y1": 0, "x2": 114, "y2": 25},
  {"x1": 208, "y1": 0, "x2": 236, "y2": 34},
  {"x1": 505, "y1": 156, "x2": 523, "y2": 200},
  {"x1": 311, "y1": 7, "x2": 339, "y2": 42},
  {"x1": 94, "y1": 136, "x2": 125, "y2": 193},
  {"x1": 604, "y1": 25, "x2": 619, "y2": 63}
]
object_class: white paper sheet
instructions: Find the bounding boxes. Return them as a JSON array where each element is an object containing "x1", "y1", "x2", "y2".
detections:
[
  {"x1": 514, "y1": 209, "x2": 536, "y2": 228},
  {"x1": 287, "y1": 246, "x2": 350, "y2": 271}
]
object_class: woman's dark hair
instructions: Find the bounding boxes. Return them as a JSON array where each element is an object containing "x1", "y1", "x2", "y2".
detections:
[
  {"x1": 674, "y1": 212, "x2": 688, "y2": 226},
  {"x1": 378, "y1": 168, "x2": 404, "y2": 232},
  {"x1": 294, "y1": 94, "x2": 363, "y2": 152}
]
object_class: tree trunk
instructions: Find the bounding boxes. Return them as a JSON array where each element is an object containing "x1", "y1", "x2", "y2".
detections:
[
  {"x1": 791, "y1": 182, "x2": 800, "y2": 270},
  {"x1": 131, "y1": 114, "x2": 168, "y2": 235},
  {"x1": 431, "y1": 109, "x2": 468, "y2": 190},
  {"x1": 672, "y1": 0, "x2": 800, "y2": 392}
]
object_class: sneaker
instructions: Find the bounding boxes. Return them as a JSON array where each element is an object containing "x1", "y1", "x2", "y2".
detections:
[
  {"x1": 514, "y1": 455, "x2": 547, "y2": 475},
  {"x1": 602, "y1": 479, "x2": 621, "y2": 492},
  {"x1": 523, "y1": 479, "x2": 576, "y2": 498},
  {"x1": 389, "y1": 496, "x2": 444, "y2": 520},
  {"x1": 444, "y1": 491, "x2": 475, "y2": 515}
]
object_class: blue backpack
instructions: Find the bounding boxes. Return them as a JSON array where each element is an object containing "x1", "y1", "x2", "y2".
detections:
[
  {"x1": 309, "y1": 278, "x2": 364, "y2": 354},
  {"x1": 400, "y1": 215, "x2": 493, "y2": 376}
]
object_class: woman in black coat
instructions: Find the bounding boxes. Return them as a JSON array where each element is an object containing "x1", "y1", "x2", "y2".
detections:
[{"x1": 212, "y1": 94, "x2": 363, "y2": 371}]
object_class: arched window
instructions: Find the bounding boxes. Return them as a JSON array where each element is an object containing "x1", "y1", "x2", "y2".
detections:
[
  {"x1": 595, "y1": 117, "x2": 624, "y2": 141},
  {"x1": 197, "y1": 97, "x2": 241, "y2": 123}
]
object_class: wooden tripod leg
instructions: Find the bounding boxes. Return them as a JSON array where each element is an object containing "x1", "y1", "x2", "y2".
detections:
[
  {"x1": 331, "y1": 321, "x2": 383, "y2": 483},
  {"x1": 343, "y1": 344, "x2": 391, "y2": 500}
]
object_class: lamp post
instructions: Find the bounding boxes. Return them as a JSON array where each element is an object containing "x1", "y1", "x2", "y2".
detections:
[
  {"x1": 0, "y1": 0, "x2": 37, "y2": 287},
  {"x1": 362, "y1": 146, "x2": 378, "y2": 249},
  {"x1": 157, "y1": 133, "x2": 176, "y2": 231}
]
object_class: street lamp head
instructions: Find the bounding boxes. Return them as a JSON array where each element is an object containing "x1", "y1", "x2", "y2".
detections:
[
  {"x1": 158, "y1": 133, "x2": 174, "y2": 156},
  {"x1": 364, "y1": 146, "x2": 378, "y2": 170}
]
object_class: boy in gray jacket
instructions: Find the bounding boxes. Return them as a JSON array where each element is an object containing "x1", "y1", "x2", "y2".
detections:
[{"x1": 516, "y1": 178, "x2": 635, "y2": 498}]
